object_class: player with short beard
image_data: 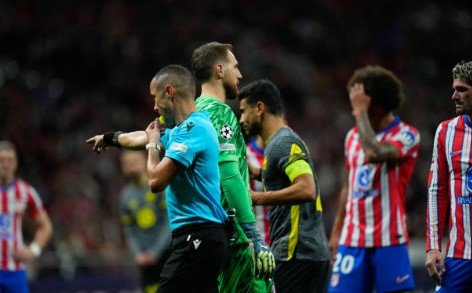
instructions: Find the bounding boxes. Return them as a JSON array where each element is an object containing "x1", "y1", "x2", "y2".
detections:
[
  {"x1": 239, "y1": 79, "x2": 330, "y2": 293},
  {"x1": 425, "y1": 60, "x2": 472, "y2": 291},
  {"x1": 192, "y1": 42, "x2": 274, "y2": 293}
]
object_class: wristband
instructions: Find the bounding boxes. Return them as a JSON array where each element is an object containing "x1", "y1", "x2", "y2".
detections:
[
  {"x1": 103, "y1": 131, "x2": 123, "y2": 148},
  {"x1": 29, "y1": 243, "x2": 42, "y2": 258}
]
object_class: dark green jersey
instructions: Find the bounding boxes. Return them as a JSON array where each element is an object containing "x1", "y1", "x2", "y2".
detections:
[
  {"x1": 262, "y1": 126, "x2": 330, "y2": 262},
  {"x1": 195, "y1": 96, "x2": 250, "y2": 208}
]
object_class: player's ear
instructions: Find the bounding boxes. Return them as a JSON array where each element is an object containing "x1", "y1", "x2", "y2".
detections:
[
  {"x1": 256, "y1": 101, "x2": 265, "y2": 115},
  {"x1": 215, "y1": 64, "x2": 224, "y2": 79},
  {"x1": 165, "y1": 85, "x2": 175, "y2": 100}
]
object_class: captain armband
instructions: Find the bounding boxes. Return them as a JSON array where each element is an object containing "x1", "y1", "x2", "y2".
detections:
[{"x1": 284, "y1": 159, "x2": 313, "y2": 182}]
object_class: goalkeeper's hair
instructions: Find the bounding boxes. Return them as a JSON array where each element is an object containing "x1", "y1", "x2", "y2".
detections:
[
  {"x1": 347, "y1": 65, "x2": 404, "y2": 112},
  {"x1": 153, "y1": 65, "x2": 196, "y2": 100},
  {"x1": 238, "y1": 79, "x2": 284, "y2": 116},
  {"x1": 191, "y1": 42, "x2": 234, "y2": 83},
  {"x1": 0, "y1": 140, "x2": 17, "y2": 155},
  {"x1": 452, "y1": 61, "x2": 472, "y2": 86}
]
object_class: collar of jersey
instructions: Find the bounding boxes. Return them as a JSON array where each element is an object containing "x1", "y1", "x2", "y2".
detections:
[
  {"x1": 0, "y1": 178, "x2": 17, "y2": 190},
  {"x1": 464, "y1": 115, "x2": 472, "y2": 129},
  {"x1": 376, "y1": 115, "x2": 400, "y2": 134},
  {"x1": 197, "y1": 95, "x2": 224, "y2": 104}
]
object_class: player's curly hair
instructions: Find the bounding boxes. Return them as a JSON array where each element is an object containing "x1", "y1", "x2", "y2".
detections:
[
  {"x1": 452, "y1": 61, "x2": 472, "y2": 86},
  {"x1": 347, "y1": 65, "x2": 404, "y2": 112}
]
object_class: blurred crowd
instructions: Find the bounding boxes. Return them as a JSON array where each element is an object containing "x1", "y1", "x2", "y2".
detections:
[{"x1": 1, "y1": 0, "x2": 471, "y2": 281}]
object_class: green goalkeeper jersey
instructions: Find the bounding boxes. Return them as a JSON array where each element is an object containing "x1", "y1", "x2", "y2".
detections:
[
  {"x1": 196, "y1": 95, "x2": 271, "y2": 293},
  {"x1": 195, "y1": 96, "x2": 250, "y2": 200}
]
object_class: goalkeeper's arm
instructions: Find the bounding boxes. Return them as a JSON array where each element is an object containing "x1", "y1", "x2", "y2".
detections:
[
  {"x1": 219, "y1": 160, "x2": 256, "y2": 223},
  {"x1": 219, "y1": 160, "x2": 275, "y2": 277}
]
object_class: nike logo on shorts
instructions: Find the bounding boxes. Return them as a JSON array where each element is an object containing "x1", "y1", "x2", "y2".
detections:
[{"x1": 396, "y1": 274, "x2": 410, "y2": 284}]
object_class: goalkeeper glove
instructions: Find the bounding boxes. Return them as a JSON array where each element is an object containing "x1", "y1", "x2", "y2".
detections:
[{"x1": 241, "y1": 222, "x2": 275, "y2": 278}]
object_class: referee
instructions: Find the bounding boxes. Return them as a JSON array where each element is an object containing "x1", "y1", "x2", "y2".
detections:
[{"x1": 132, "y1": 65, "x2": 228, "y2": 292}]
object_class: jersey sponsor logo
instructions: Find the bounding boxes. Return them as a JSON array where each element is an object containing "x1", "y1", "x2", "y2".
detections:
[
  {"x1": 395, "y1": 274, "x2": 410, "y2": 284},
  {"x1": 0, "y1": 215, "x2": 13, "y2": 239},
  {"x1": 219, "y1": 143, "x2": 236, "y2": 151},
  {"x1": 399, "y1": 129, "x2": 416, "y2": 147},
  {"x1": 170, "y1": 142, "x2": 188, "y2": 153},
  {"x1": 220, "y1": 124, "x2": 233, "y2": 140},
  {"x1": 466, "y1": 167, "x2": 472, "y2": 193},
  {"x1": 457, "y1": 196, "x2": 472, "y2": 205},
  {"x1": 353, "y1": 165, "x2": 378, "y2": 198},
  {"x1": 0, "y1": 215, "x2": 11, "y2": 230}
]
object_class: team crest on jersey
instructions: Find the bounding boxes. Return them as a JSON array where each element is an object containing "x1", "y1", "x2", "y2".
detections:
[
  {"x1": 0, "y1": 215, "x2": 10, "y2": 230},
  {"x1": 0, "y1": 215, "x2": 12, "y2": 239},
  {"x1": 220, "y1": 124, "x2": 233, "y2": 140}
]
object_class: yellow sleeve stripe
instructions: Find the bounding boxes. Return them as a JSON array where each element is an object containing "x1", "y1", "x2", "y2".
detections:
[
  {"x1": 284, "y1": 159, "x2": 313, "y2": 182},
  {"x1": 287, "y1": 205, "x2": 299, "y2": 260},
  {"x1": 316, "y1": 195, "x2": 323, "y2": 212}
]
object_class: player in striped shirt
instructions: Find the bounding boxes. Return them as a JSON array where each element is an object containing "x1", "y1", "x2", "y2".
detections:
[
  {"x1": 425, "y1": 60, "x2": 472, "y2": 292},
  {"x1": 0, "y1": 141, "x2": 52, "y2": 293},
  {"x1": 329, "y1": 66, "x2": 420, "y2": 292},
  {"x1": 246, "y1": 136, "x2": 271, "y2": 246}
]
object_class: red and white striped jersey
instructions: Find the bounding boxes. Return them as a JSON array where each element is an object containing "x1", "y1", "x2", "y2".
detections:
[
  {"x1": 427, "y1": 115, "x2": 472, "y2": 260},
  {"x1": 340, "y1": 117, "x2": 420, "y2": 247},
  {"x1": 246, "y1": 138, "x2": 271, "y2": 245},
  {"x1": 0, "y1": 179, "x2": 44, "y2": 271}
]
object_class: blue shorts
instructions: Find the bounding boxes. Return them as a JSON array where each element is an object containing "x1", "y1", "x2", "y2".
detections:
[
  {"x1": 328, "y1": 244, "x2": 415, "y2": 293},
  {"x1": 0, "y1": 270, "x2": 29, "y2": 293},
  {"x1": 435, "y1": 257, "x2": 472, "y2": 292}
]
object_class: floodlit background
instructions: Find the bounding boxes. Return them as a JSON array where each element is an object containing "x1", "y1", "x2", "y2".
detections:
[{"x1": 1, "y1": 0, "x2": 471, "y2": 291}]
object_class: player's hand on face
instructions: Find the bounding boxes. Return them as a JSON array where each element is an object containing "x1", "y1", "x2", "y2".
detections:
[
  {"x1": 425, "y1": 249, "x2": 445, "y2": 285},
  {"x1": 349, "y1": 83, "x2": 371, "y2": 115},
  {"x1": 145, "y1": 121, "x2": 160, "y2": 143},
  {"x1": 85, "y1": 134, "x2": 108, "y2": 153}
]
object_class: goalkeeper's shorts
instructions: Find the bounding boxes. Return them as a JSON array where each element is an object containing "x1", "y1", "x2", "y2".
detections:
[{"x1": 218, "y1": 241, "x2": 273, "y2": 293}]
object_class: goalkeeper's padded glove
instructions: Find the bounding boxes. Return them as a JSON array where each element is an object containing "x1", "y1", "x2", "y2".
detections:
[{"x1": 241, "y1": 222, "x2": 275, "y2": 278}]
